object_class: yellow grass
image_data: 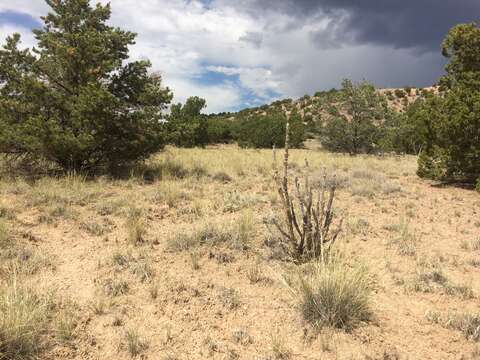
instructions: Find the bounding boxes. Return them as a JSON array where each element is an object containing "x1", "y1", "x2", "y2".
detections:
[{"x1": 0, "y1": 144, "x2": 479, "y2": 359}]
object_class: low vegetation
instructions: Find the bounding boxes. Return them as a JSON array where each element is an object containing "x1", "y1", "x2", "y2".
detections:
[
  {"x1": 0, "y1": 1, "x2": 478, "y2": 358},
  {"x1": 289, "y1": 257, "x2": 373, "y2": 330}
]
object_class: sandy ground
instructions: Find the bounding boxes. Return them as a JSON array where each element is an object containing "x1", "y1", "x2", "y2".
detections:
[{"x1": 1, "y1": 145, "x2": 479, "y2": 359}]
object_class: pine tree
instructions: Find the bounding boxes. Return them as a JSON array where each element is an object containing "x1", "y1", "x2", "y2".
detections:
[{"x1": 0, "y1": 0, "x2": 172, "y2": 173}]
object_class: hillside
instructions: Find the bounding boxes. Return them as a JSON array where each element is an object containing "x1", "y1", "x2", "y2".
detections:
[{"x1": 217, "y1": 86, "x2": 440, "y2": 123}]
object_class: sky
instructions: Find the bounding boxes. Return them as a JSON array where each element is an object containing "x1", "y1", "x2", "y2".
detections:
[{"x1": 0, "y1": 1, "x2": 479, "y2": 113}]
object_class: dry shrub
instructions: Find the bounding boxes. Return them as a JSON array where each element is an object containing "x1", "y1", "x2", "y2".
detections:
[{"x1": 269, "y1": 119, "x2": 342, "y2": 263}]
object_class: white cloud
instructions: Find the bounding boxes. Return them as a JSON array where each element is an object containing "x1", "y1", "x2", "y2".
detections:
[
  {"x1": 0, "y1": 24, "x2": 36, "y2": 48},
  {"x1": 167, "y1": 77, "x2": 242, "y2": 113},
  {"x1": 0, "y1": 0, "x2": 443, "y2": 112}
]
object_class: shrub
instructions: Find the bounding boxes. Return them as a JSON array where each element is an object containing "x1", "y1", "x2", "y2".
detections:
[
  {"x1": 292, "y1": 258, "x2": 373, "y2": 330},
  {"x1": 380, "y1": 100, "x2": 426, "y2": 155},
  {"x1": 0, "y1": 0, "x2": 172, "y2": 173},
  {"x1": 476, "y1": 178, "x2": 480, "y2": 193},
  {"x1": 167, "y1": 96, "x2": 209, "y2": 148},
  {"x1": 235, "y1": 111, "x2": 305, "y2": 149},
  {"x1": 206, "y1": 117, "x2": 235, "y2": 144},
  {"x1": 269, "y1": 128, "x2": 342, "y2": 262}
]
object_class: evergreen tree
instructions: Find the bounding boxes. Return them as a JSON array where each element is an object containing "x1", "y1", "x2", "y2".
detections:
[
  {"x1": 235, "y1": 110, "x2": 305, "y2": 149},
  {"x1": 0, "y1": 0, "x2": 172, "y2": 173},
  {"x1": 320, "y1": 79, "x2": 386, "y2": 154},
  {"x1": 167, "y1": 96, "x2": 208, "y2": 147},
  {"x1": 417, "y1": 23, "x2": 480, "y2": 183}
]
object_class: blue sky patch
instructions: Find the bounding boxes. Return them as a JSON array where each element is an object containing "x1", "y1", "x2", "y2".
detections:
[
  {"x1": 195, "y1": 69, "x2": 239, "y2": 86},
  {"x1": 0, "y1": 10, "x2": 41, "y2": 29}
]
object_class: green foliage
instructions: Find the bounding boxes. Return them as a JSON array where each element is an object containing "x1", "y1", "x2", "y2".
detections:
[
  {"x1": 440, "y1": 23, "x2": 480, "y2": 90},
  {"x1": 206, "y1": 117, "x2": 234, "y2": 144},
  {"x1": 417, "y1": 86, "x2": 480, "y2": 181},
  {"x1": 416, "y1": 23, "x2": 480, "y2": 183},
  {"x1": 167, "y1": 96, "x2": 208, "y2": 147},
  {"x1": 476, "y1": 178, "x2": 480, "y2": 193},
  {"x1": 380, "y1": 99, "x2": 428, "y2": 154},
  {"x1": 235, "y1": 111, "x2": 305, "y2": 149},
  {"x1": 320, "y1": 79, "x2": 386, "y2": 154},
  {"x1": 0, "y1": 0, "x2": 172, "y2": 173}
]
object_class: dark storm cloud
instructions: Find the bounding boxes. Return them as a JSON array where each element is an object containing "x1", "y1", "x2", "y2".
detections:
[{"x1": 232, "y1": 0, "x2": 480, "y2": 51}]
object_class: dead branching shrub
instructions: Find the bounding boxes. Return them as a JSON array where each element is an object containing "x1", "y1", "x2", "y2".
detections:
[{"x1": 268, "y1": 119, "x2": 342, "y2": 263}]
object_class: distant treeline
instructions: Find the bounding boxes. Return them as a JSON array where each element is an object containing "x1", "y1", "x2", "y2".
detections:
[{"x1": 0, "y1": 0, "x2": 478, "y2": 188}]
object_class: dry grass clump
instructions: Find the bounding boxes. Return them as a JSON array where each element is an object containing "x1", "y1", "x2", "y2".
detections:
[
  {"x1": 125, "y1": 208, "x2": 146, "y2": 246},
  {"x1": 0, "y1": 279, "x2": 52, "y2": 359},
  {"x1": 2, "y1": 247, "x2": 54, "y2": 276},
  {"x1": 427, "y1": 310, "x2": 480, "y2": 342},
  {"x1": 80, "y1": 220, "x2": 106, "y2": 237},
  {"x1": 152, "y1": 181, "x2": 190, "y2": 207},
  {"x1": 270, "y1": 330, "x2": 291, "y2": 359},
  {"x1": 26, "y1": 174, "x2": 100, "y2": 208},
  {"x1": 104, "y1": 278, "x2": 129, "y2": 297},
  {"x1": 125, "y1": 328, "x2": 149, "y2": 357},
  {"x1": 348, "y1": 168, "x2": 401, "y2": 197},
  {"x1": 212, "y1": 171, "x2": 233, "y2": 183},
  {"x1": 0, "y1": 224, "x2": 54, "y2": 276},
  {"x1": 288, "y1": 257, "x2": 373, "y2": 330},
  {"x1": 168, "y1": 214, "x2": 254, "y2": 252},
  {"x1": 219, "y1": 287, "x2": 241, "y2": 310},
  {"x1": 0, "y1": 220, "x2": 12, "y2": 248},
  {"x1": 388, "y1": 220, "x2": 418, "y2": 256},
  {"x1": 409, "y1": 259, "x2": 474, "y2": 299},
  {"x1": 461, "y1": 238, "x2": 480, "y2": 251},
  {"x1": 55, "y1": 304, "x2": 78, "y2": 343},
  {"x1": 222, "y1": 191, "x2": 263, "y2": 213},
  {"x1": 168, "y1": 223, "x2": 232, "y2": 252}
]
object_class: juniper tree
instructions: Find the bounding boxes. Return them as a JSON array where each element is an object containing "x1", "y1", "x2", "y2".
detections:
[
  {"x1": 0, "y1": 0, "x2": 172, "y2": 173},
  {"x1": 417, "y1": 23, "x2": 480, "y2": 183},
  {"x1": 167, "y1": 96, "x2": 208, "y2": 148},
  {"x1": 321, "y1": 79, "x2": 386, "y2": 155}
]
